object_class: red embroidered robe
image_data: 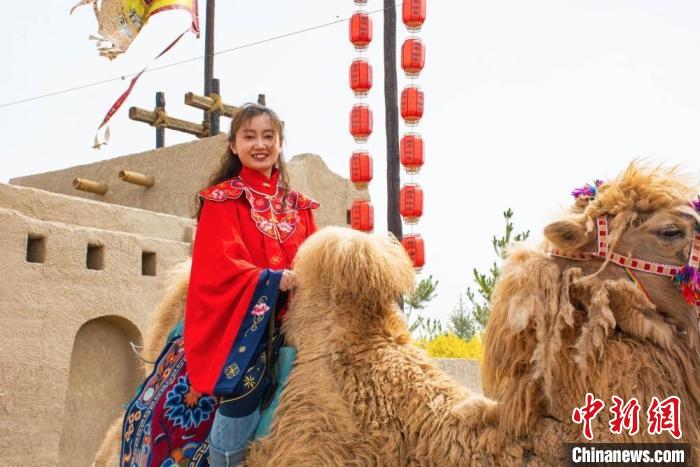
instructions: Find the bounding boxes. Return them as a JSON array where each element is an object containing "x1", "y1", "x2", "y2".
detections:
[{"x1": 184, "y1": 166, "x2": 319, "y2": 395}]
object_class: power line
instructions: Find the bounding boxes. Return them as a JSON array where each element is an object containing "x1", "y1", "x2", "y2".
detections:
[{"x1": 0, "y1": 5, "x2": 395, "y2": 109}]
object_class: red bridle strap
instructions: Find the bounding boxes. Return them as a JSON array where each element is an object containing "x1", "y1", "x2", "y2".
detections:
[{"x1": 551, "y1": 216, "x2": 681, "y2": 279}]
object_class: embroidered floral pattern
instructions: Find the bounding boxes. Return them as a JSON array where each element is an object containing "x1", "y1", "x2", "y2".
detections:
[
  {"x1": 243, "y1": 375, "x2": 256, "y2": 389},
  {"x1": 199, "y1": 177, "x2": 319, "y2": 243},
  {"x1": 160, "y1": 442, "x2": 203, "y2": 467},
  {"x1": 252, "y1": 301, "x2": 270, "y2": 317},
  {"x1": 163, "y1": 376, "x2": 216, "y2": 430}
]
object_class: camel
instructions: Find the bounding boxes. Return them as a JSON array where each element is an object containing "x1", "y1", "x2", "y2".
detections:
[
  {"x1": 97, "y1": 229, "x2": 553, "y2": 465},
  {"x1": 484, "y1": 163, "x2": 700, "y2": 453},
  {"x1": 96, "y1": 162, "x2": 699, "y2": 465}
]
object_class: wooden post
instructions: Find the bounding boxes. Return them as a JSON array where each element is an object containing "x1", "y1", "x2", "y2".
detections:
[
  {"x1": 257, "y1": 94, "x2": 266, "y2": 106},
  {"x1": 204, "y1": 0, "x2": 215, "y2": 125},
  {"x1": 119, "y1": 170, "x2": 155, "y2": 188},
  {"x1": 73, "y1": 178, "x2": 108, "y2": 195},
  {"x1": 210, "y1": 78, "x2": 220, "y2": 135},
  {"x1": 184, "y1": 92, "x2": 238, "y2": 118},
  {"x1": 129, "y1": 107, "x2": 209, "y2": 137},
  {"x1": 155, "y1": 91, "x2": 165, "y2": 148},
  {"x1": 384, "y1": 0, "x2": 402, "y2": 241}
]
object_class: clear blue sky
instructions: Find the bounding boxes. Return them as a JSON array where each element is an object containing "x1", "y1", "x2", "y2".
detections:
[{"x1": 3, "y1": 1, "x2": 700, "y2": 326}]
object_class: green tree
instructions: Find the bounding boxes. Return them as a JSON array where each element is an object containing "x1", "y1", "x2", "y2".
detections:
[
  {"x1": 404, "y1": 275, "x2": 442, "y2": 339},
  {"x1": 449, "y1": 293, "x2": 477, "y2": 340},
  {"x1": 450, "y1": 209, "x2": 530, "y2": 334}
]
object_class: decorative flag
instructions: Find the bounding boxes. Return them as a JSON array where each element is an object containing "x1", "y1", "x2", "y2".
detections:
[
  {"x1": 71, "y1": 0, "x2": 200, "y2": 59},
  {"x1": 71, "y1": 0, "x2": 200, "y2": 148}
]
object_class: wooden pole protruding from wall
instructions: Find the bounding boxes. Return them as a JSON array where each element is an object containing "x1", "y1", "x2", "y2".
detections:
[
  {"x1": 73, "y1": 178, "x2": 108, "y2": 195},
  {"x1": 119, "y1": 171, "x2": 155, "y2": 188},
  {"x1": 155, "y1": 92, "x2": 165, "y2": 148}
]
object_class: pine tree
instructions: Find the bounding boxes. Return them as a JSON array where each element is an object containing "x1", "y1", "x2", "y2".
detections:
[
  {"x1": 404, "y1": 275, "x2": 441, "y2": 339},
  {"x1": 449, "y1": 293, "x2": 477, "y2": 340},
  {"x1": 450, "y1": 209, "x2": 530, "y2": 333}
]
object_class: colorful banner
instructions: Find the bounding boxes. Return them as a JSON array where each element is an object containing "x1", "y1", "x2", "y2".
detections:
[{"x1": 71, "y1": 0, "x2": 200, "y2": 60}]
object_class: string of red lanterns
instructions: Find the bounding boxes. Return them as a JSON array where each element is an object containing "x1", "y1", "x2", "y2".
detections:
[
  {"x1": 349, "y1": 1, "x2": 374, "y2": 232},
  {"x1": 399, "y1": 0, "x2": 427, "y2": 270}
]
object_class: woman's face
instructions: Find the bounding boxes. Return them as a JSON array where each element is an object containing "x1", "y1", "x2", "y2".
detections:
[{"x1": 230, "y1": 114, "x2": 281, "y2": 178}]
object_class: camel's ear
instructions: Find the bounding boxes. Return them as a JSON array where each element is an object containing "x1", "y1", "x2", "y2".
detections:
[{"x1": 543, "y1": 220, "x2": 590, "y2": 250}]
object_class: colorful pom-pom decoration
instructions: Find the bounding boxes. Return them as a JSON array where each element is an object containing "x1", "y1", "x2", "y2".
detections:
[{"x1": 673, "y1": 264, "x2": 700, "y2": 305}]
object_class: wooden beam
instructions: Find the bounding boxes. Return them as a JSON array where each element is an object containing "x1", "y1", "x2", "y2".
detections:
[
  {"x1": 129, "y1": 107, "x2": 209, "y2": 137},
  {"x1": 119, "y1": 170, "x2": 155, "y2": 188},
  {"x1": 73, "y1": 178, "x2": 107, "y2": 195},
  {"x1": 184, "y1": 92, "x2": 238, "y2": 118}
]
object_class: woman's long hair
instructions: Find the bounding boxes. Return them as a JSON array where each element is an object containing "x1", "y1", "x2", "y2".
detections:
[{"x1": 194, "y1": 103, "x2": 290, "y2": 220}]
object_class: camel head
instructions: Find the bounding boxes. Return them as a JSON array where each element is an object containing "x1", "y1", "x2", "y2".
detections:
[
  {"x1": 285, "y1": 226, "x2": 415, "y2": 349},
  {"x1": 544, "y1": 163, "x2": 700, "y2": 336},
  {"x1": 484, "y1": 162, "x2": 700, "y2": 441}
]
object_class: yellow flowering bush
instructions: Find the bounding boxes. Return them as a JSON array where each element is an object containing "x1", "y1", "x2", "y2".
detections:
[{"x1": 414, "y1": 333, "x2": 483, "y2": 361}]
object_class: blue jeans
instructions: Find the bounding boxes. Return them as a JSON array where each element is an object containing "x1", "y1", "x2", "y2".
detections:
[{"x1": 209, "y1": 408, "x2": 262, "y2": 467}]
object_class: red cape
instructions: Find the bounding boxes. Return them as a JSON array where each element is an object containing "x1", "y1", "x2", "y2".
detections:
[{"x1": 184, "y1": 168, "x2": 318, "y2": 394}]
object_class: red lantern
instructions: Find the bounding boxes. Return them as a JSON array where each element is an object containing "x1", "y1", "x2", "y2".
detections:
[
  {"x1": 400, "y1": 133, "x2": 424, "y2": 174},
  {"x1": 400, "y1": 183, "x2": 424, "y2": 224},
  {"x1": 349, "y1": 12, "x2": 373, "y2": 51},
  {"x1": 402, "y1": 0, "x2": 426, "y2": 32},
  {"x1": 350, "y1": 104, "x2": 373, "y2": 143},
  {"x1": 350, "y1": 151, "x2": 373, "y2": 189},
  {"x1": 401, "y1": 38, "x2": 425, "y2": 78},
  {"x1": 350, "y1": 200, "x2": 374, "y2": 232},
  {"x1": 402, "y1": 234, "x2": 425, "y2": 269},
  {"x1": 350, "y1": 58, "x2": 373, "y2": 97},
  {"x1": 400, "y1": 85, "x2": 424, "y2": 126}
]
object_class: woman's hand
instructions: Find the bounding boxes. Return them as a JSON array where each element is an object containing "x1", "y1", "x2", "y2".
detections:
[{"x1": 279, "y1": 269, "x2": 298, "y2": 292}]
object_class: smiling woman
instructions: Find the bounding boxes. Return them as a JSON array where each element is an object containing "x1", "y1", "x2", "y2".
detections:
[
  {"x1": 231, "y1": 115, "x2": 282, "y2": 178},
  {"x1": 117, "y1": 103, "x2": 321, "y2": 466}
]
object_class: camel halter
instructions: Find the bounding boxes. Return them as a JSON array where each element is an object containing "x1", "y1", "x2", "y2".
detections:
[{"x1": 549, "y1": 215, "x2": 700, "y2": 330}]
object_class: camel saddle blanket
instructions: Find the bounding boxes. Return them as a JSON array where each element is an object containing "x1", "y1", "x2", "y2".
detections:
[{"x1": 120, "y1": 332, "x2": 217, "y2": 467}]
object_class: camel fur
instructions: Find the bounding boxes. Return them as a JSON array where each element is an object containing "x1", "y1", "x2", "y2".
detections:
[
  {"x1": 246, "y1": 227, "x2": 559, "y2": 466},
  {"x1": 484, "y1": 163, "x2": 700, "y2": 455},
  {"x1": 96, "y1": 162, "x2": 699, "y2": 465}
]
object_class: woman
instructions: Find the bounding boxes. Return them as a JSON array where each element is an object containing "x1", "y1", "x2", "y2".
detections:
[{"x1": 185, "y1": 103, "x2": 319, "y2": 466}]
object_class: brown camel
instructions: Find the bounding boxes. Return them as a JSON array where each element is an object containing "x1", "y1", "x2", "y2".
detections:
[
  {"x1": 96, "y1": 162, "x2": 699, "y2": 465},
  {"x1": 484, "y1": 163, "x2": 700, "y2": 458}
]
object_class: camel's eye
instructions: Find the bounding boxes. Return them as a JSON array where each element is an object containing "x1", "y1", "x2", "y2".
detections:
[{"x1": 658, "y1": 226, "x2": 684, "y2": 239}]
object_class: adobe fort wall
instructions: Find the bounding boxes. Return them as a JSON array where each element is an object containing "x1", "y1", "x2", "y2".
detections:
[
  {"x1": 0, "y1": 183, "x2": 194, "y2": 466},
  {"x1": 10, "y1": 135, "x2": 368, "y2": 228}
]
